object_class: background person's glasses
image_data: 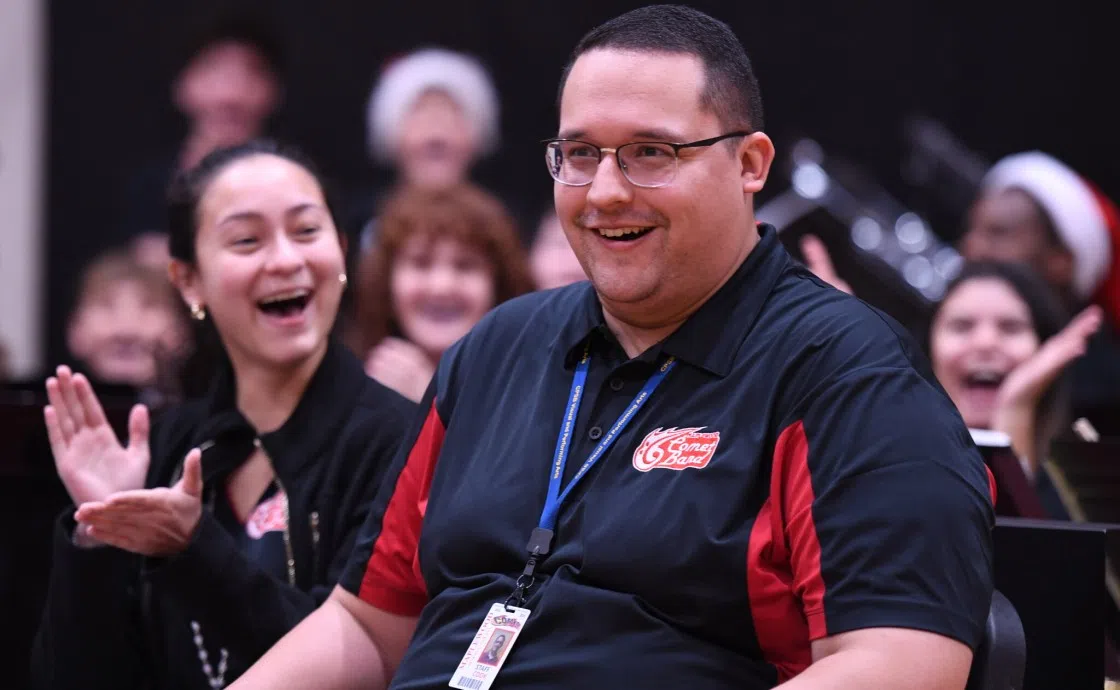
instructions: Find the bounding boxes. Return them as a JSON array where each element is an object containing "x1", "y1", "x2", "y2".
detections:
[{"x1": 543, "y1": 131, "x2": 750, "y2": 188}]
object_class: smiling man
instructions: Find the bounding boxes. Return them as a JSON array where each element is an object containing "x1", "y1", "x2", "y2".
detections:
[{"x1": 230, "y1": 6, "x2": 994, "y2": 690}]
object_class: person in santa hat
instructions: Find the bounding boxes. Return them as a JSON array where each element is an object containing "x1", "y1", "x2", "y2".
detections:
[
  {"x1": 805, "y1": 150, "x2": 1120, "y2": 320},
  {"x1": 960, "y1": 152, "x2": 1120, "y2": 429},
  {"x1": 962, "y1": 151, "x2": 1120, "y2": 317},
  {"x1": 804, "y1": 150, "x2": 1120, "y2": 430}
]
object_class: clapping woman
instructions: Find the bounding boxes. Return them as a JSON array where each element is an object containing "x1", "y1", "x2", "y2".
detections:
[
  {"x1": 928, "y1": 261, "x2": 1101, "y2": 516},
  {"x1": 32, "y1": 141, "x2": 415, "y2": 689}
]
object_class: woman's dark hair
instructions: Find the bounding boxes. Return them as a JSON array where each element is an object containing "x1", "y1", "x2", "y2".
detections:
[
  {"x1": 928, "y1": 260, "x2": 1072, "y2": 455},
  {"x1": 166, "y1": 139, "x2": 341, "y2": 399}
]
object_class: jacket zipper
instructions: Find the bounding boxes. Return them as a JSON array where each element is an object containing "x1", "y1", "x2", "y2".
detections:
[
  {"x1": 254, "y1": 438, "x2": 297, "y2": 587},
  {"x1": 310, "y1": 511, "x2": 321, "y2": 575}
]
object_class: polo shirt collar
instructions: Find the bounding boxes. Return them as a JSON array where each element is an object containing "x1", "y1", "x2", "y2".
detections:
[{"x1": 558, "y1": 223, "x2": 789, "y2": 377}]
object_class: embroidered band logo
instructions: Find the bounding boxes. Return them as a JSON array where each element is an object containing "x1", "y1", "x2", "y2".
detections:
[
  {"x1": 246, "y1": 491, "x2": 289, "y2": 539},
  {"x1": 632, "y1": 427, "x2": 721, "y2": 472}
]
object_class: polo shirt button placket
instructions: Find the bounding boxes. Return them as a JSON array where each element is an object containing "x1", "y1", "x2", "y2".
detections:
[
  {"x1": 609, "y1": 378, "x2": 625, "y2": 391},
  {"x1": 588, "y1": 426, "x2": 603, "y2": 441}
]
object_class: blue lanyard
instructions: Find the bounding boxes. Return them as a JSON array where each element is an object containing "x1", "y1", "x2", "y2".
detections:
[
  {"x1": 527, "y1": 346, "x2": 677, "y2": 556},
  {"x1": 507, "y1": 346, "x2": 676, "y2": 610}
]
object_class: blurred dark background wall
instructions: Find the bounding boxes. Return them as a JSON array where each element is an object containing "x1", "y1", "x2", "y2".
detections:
[{"x1": 44, "y1": 0, "x2": 1114, "y2": 368}]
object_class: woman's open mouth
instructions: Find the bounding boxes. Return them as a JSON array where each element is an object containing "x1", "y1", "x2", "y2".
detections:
[
  {"x1": 963, "y1": 369, "x2": 1006, "y2": 392},
  {"x1": 257, "y1": 289, "x2": 312, "y2": 325}
]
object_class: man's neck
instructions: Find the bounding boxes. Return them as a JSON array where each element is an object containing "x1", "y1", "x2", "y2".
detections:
[
  {"x1": 601, "y1": 228, "x2": 758, "y2": 359},
  {"x1": 231, "y1": 344, "x2": 327, "y2": 433}
]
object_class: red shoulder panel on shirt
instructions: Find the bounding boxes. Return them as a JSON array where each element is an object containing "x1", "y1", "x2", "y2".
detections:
[
  {"x1": 746, "y1": 420, "x2": 824, "y2": 682},
  {"x1": 358, "y1": 399, "x2": 445, "y2": 616}
]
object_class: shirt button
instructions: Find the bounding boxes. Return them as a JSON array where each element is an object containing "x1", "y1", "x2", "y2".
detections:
[
  {"x1": 609, "y1": 378, "x2": 625, "y2": 391},
  {"x1": 588, "y1": 426, "x2": 604, "y2": 440}
]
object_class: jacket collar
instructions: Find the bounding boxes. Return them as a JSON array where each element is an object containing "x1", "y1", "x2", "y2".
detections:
[{"x1": 191, "y1": 339, "x2": 368, "y2": 482}]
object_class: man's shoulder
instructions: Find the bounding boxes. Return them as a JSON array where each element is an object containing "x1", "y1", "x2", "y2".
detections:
[
  {"x1": 761, "y1": 270, "x2": 965, "y2": 452},
  {"x1": 764, "y1": 267, "x2": 932, "y2": 380}
]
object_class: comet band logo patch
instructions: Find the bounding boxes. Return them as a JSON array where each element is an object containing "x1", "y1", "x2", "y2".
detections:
[{"x1": 632, "y1": 427, "x2": 721, "y2": 472}]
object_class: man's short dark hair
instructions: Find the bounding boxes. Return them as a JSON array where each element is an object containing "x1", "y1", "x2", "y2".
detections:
[{"x1": 558, "y1": 5, "x2": 764, "y2": 132}]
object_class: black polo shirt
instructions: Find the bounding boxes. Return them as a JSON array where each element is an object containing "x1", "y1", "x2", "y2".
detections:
[{"x1": 341, "y1": 224, "x2": 995, "y2": 689}]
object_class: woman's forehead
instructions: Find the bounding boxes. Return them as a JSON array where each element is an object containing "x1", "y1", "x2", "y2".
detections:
[{"x1": 201, "y1": 155, "x2": 324, "y2": 224}]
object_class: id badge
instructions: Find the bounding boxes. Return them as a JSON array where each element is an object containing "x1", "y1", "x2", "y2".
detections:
[{"x1": 448, "y1": 603, "x2": 531, "y2": 690}]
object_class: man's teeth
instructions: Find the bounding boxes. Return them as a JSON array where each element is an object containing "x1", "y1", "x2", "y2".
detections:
[
  {"x1": 597, "y1": 227, "x2": 648, "y2": 238},
  {"x1": 261, "y1": 289, "x2": 309, "y2": 305}
]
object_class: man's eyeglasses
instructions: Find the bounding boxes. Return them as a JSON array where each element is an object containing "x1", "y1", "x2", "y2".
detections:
[{"x1": 543, "y1": 131, "x2": 750, "y2": 189}]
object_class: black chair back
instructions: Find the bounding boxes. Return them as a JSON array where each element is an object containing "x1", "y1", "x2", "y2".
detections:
[{"x1": 967, "y1": 590, "x2": 1026, "y2": 690}]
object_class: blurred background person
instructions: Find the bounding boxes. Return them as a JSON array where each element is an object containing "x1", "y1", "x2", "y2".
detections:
[
  {"x1": 961, "y1": 151, "x2": 1120, "y2": 432},
  {"x1": 350, "y1": 48, "x2": 502, "y2": 252},
  {"x1": 120, "y1": 11, "x2": 284, "y2": 271},
  {"x1": 962, "y1": 152, "x2": 1120, "y2": 313},
  {"x1": 927, "y1": 261, "x2": 1100, "y2": 515},
  {"x1": 65, "y1": 250, "x2": 189, "y2": 401},
  {"x1": 801, "y1": 150, "x2": 1120, "y2": 433},
  {"x1": 1, "y1": 256, "x2": 187, "y2": 690},
  {"x1": 368, "y1": 48, "x2": 499, "y2": 192},
  {"x1": 529, "y1": 208, "x2": 586, "y2": 291},
  {"x1": 32, "y1": 141, "x2": 414, "y2": 689},
  {"x1": 348, "y1": 183, "x2": 532, "y2": 402}
]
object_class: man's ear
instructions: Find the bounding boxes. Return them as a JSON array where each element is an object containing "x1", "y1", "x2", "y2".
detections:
[{"x1": 739, "y1": 131, "x2": 775, "y2": 196}]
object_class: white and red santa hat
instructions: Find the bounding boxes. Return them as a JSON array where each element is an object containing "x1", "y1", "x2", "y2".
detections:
[{"x1": 982, "y1": 151, "x2": 1120, "y2": 319}]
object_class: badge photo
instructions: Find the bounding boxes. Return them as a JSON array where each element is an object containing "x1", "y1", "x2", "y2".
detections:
[{"x1": 449, "y1": 603, "x2": 531, "y2": 690}]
